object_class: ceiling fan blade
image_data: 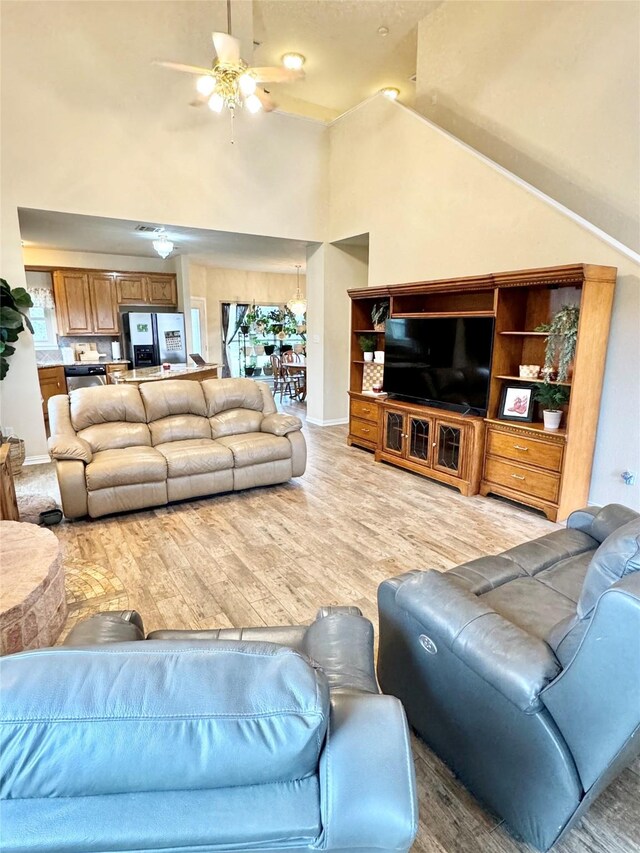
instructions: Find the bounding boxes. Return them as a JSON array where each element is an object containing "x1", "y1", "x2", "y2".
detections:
[
  {"x1": 189, "y1": 96, "x2": 208, "y2": 108},
  {"x1": 212, "y1": 31, "x2": 241, "y2": 64},
  {"x1": 255, "y1": 88, "x2": 276, "y2": 112},
  {"x1": 249, "y1": 66, "x2": 305, "y2": 83},
  {"x1": 154, "y1": 60, "x2": 212, "y2": 76}
]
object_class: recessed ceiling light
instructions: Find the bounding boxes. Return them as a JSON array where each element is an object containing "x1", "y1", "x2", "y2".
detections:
[
  {"x1": 282, "y1": 52, "x2": 305, "y2": 70},
  {"x1": 380, "y1": 87, "x2": 400, "y2": 100},
  {"x1": 377, "y1": 26, "x2": 389, "y2": 36}
]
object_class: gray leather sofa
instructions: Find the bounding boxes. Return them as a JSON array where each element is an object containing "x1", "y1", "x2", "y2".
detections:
[
  {"x1": 377, "y1": 504, "x2": 640, "y2": 851},
  {"x1": 1, "y1": 607, "x2": 418, "y2": 853}
]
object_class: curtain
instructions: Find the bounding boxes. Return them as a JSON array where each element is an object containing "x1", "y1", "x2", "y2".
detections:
[{"x1": 221, "y1": 303, "x2": 249, "y2": 378}]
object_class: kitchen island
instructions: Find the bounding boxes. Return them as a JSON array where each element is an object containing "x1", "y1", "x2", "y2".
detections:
[{"x1": 113, "y1": 364, "x2": 219, "y2": 385}]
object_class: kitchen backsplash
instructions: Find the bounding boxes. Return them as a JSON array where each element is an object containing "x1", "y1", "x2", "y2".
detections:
[{"x1": 36, "y1": 336, "x2": 119, "y2": 365}]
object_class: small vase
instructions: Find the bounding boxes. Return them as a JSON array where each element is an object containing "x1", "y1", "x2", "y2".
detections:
[
  {"x1": 374, "y1": 322, "x2": 386, "y2": 332},
  {"x1": 363, "y1": 352, "x2": 374, "y2": 362},
  {"x1": 543, "y1": 410, "x2": 562, "y2": 430}
]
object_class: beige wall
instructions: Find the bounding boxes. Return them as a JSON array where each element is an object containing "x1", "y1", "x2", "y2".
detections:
[
  {"x1": 329, "y1": 96, "x2": 640, "y2": 509},
  {"x1": 22, "y1": 248, "x2": 175, "y2": 275},
  {"x1": 306, "y1": 242, "x2": 369, "y2": 425},
  {"x1": 189, "y1": 264, "x2": 306, "y2": 368},
  {"x1": 1, "y1": 0, "x2": 327, "y2": 458},
  {"x1": 415, "y1": 0, "x2": 640, "y2": 251}
]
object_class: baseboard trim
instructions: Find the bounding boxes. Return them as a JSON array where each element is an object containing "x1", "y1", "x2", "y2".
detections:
[
  {"x1": 306, "y1": 417, "x2": 349, "y2": 427},
  {"x1": 24, "y1": 454, "x2": 51, "y2": 466}
]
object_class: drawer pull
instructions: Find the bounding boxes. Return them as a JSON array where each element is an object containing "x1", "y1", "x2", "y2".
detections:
[
  {"x1": 513, "y1": 444, "x2": 529, "y2": 451},
  {"x1": 511, "y1": 473, "x2": 526, "y2": 481},
  {"x1": 362, "y1": 407, "x2": 371, "y2": 414},
  {"x1": 362, "y1": 428, "x2": 370, "y2": 434}
]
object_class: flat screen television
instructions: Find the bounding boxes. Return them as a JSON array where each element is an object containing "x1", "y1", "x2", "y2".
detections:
[{"x1": 383, "y1": 317, "x2": 494, "y2": 415}]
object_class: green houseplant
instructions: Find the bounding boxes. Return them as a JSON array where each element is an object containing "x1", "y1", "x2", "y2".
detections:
[
  {"x1": 539, "y1": 305, "x2": 580, "y2": 382},
  {"x1": 0, "y1": 279, "x2": 33, "y2": 380},
  {"x1": 358, "y1": 334, "x2": 376, "y2": 362},
  {"x1": 534, "y1": 382, "x2": 570, "y2": 430}
]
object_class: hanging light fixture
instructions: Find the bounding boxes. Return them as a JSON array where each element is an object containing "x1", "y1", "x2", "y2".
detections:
[
  {"x1": 152, "y1": 230, "x2": 174, "y2": 259},
  {"x1": 287, "y1": 265, "x2": 306, "y2": 316}
]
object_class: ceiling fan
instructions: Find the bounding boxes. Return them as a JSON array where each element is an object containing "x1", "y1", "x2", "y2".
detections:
[{"x1": 154, "y1": 2, "x2": 304, "y2": 115}]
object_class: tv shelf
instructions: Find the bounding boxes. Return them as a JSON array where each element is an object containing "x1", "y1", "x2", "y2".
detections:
[
  {"x1": 348, "y1": 263, "x2": 616, "y2": 521},
  {"x1": 495, "y1": 374, "x2": 572, "y2": 387}
]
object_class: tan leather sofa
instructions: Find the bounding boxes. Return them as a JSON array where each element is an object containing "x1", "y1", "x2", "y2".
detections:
[{"x1": 47, "y1": 378, "x2": 306, "y2": 519}]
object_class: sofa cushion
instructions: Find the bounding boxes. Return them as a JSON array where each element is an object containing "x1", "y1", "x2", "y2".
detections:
[
  {"x1": 0, "y1": 641, "x2": 329, "y2": 798},
  {"x1": 70, "y1": 385, "x2": 146, "y2": 431},
  {"x1": 139, "y1": 380, "x2": 207, "y2": 421},
  {"x1": 202, "y1": 377, "x2": 264, "y2": 416},
  {"x1": 588, "y1": 503, "x2": 640, "y2": 543},
  {"x1": 534, "y1": 552, "x2": 592, "y2": 603},
  {"x1": 216, "y1": 432, "x2": 292, "y2": 468},
  {"x1": 156, "y1": 439, "x2": 233, "y2": 477},
  {"x1": 500, "y1": 528, "x2": 597, "y2": 577},
  {"x1": 210, "y1": 408, "x2": 263, "y2": 439},
  {"x1": 577, "y1": 517, "x2": 640, "y2": 617},
  {"x1": 85, "y1": 446, "x2": 167, "y2": 490},
  {"x1": 149, "y1": 414, "x2": 211, "y2": 445},
  {"x1": 481, "y1": 577, "x2": 577, "y2": 643},
  {"x1": 78, "y1": 421, "x2": 151, "y2": 452}
]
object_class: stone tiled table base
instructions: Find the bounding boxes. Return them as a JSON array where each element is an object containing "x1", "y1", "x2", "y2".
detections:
[{"x1": 0, "y1": 521, "x2": 67, "y2": 654}]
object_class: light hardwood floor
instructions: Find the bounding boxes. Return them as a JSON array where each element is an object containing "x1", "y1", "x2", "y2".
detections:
[{"x1": 15, "y1": 405, "x2": 640, "y2": 853}]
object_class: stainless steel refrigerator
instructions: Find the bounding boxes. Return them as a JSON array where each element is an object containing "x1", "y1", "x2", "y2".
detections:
[{"x1": 121, "y1": 312, "x2": 187, "y2": 367}]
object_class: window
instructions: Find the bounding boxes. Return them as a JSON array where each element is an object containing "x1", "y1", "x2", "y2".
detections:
[{"x1": 29, "y1": 305, "x2": 57, "y2": 349}]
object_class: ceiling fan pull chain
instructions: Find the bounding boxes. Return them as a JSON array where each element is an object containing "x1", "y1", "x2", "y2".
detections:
[
  {"x1": 230, "y1": 105, "x2": 235, "y2": 145},
  {"x1": 227, "y1": 0, "x2": 232, "y2": 35}
]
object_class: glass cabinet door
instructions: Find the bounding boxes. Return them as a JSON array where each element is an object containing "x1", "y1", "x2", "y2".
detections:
[
  {"x1": 433, "y1": 421, "x2": 464, "y2": 477},
  {"x1": 407, "y1": 416, "x2": 432, "y2": 465},
  {"x1": 383, "y1": 410, "x2": 405, "y2": 455}
]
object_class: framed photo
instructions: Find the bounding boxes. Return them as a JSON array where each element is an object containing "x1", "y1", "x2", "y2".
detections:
[{"x1": 498, "y1": 384, "x2": 535, "y2": 422}]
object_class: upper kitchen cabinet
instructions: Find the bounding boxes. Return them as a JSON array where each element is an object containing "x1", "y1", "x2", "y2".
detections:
[
  {"x1": 115, "y1": 273, "x2": 177, "y2": 307},
  {"x1": 146, "y1": 275, "x2": 177, "y2": 306},
  {"x1": 115, "y1": 274, "x2": 147, "y2": 305},
  {"x1": 53, "y1": 271, "x2": 93, "y2": 335},
  {"x1": 89, "y1": 273, "x2": 119, "y2": 334}
]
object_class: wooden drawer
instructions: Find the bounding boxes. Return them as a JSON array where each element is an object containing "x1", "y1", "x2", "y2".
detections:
[
  {"x1": 484, "y1": 456, "x2": 560, "y2": 503},
  {"x1": 350, "y1": 417, "x2": 378, "y2": 443},
  {"x1": 486, "y1": 428, "x2": 563, "y2": 473},
  {"x1": 350, "y1": 398, "x2": 378, "y2": 423}
]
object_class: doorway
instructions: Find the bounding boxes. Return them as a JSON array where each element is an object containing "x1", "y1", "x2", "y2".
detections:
[{"x1": 190, "y1": 297, "x2": 208, "y2": 361}]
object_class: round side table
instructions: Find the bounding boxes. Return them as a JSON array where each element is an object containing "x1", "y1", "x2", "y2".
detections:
[{"x1": 0, "y1": 521, "x2": 67, "y2": 654}]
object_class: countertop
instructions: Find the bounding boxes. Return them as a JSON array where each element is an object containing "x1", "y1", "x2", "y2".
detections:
[
  {"x1": 116, "y1": 364, "x2": 219, "y2": 383},
  {"x1": 37, "y1": 360, "x2": 131, "y2": 368}
]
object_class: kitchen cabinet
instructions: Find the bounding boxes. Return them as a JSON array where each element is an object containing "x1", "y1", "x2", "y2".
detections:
[
  {"x1": 89, "y1": 274, "x2": 119, "y2": 334},
  {"x1": 146, "y1": 275, "x2": 177, "y2": 306},
  {"x1": 52, "y1": 269, "x2": 178, "y2": 336},
  {"x1": 115, "y1": 274, "x2": 147, "y2": 305},
  {"x1": 53, "y1": 271, "x2": 93, "y2": 335},
  {"x1": 38, "y1": 366, "x2": 67, "y2": 428}
]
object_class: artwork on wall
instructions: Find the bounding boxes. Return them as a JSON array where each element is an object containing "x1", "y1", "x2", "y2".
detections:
[{"x1": 498, "y1": 384, "x2": 535, "y2": 422}]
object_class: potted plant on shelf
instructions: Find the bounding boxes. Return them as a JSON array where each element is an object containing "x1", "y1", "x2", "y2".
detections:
[
  {"x1": 538, "y1": 304, "x2": 580, "y2": 382},
  {"x1": 371, "y1": 300, "x2": 389, "y2": 332},
  {"x1": 534, "y1": 382, "x2": 570, "y2": 430},
  {"x1": 358, "y1": 334, "x2": 376, "y2": 362},
  {"x1": 0, "y1": 279, "x2": 33, "y2": 380}
]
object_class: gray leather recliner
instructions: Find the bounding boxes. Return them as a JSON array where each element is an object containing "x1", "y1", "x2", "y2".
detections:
[
  {"x1": 377, "y1": 504, "x2": 640, "y2": 851},
  {"x1": 1, "y1": 607, "x2": 418, "y2": 853}
]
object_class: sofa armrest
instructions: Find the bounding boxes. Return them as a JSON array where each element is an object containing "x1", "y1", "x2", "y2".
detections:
[
  {"x1": 304, "y1": 611, "x2": 378, "y2": 694},
  {"x1": 63, "y1": 611, "x2": 145, "y2": 645},
  {"x1": 567, "y1": 503, "x2": 639, "y2": 543},
  {"x1": 542, "y1": 573, "x2": 640, "y2": 791},
  {"x1": 318, "y1": 694, "x2": 418, "y2": 850},
  {"x1": 395, "y1": 571, "x2": 561, "y2": 713},
  {"x1": 261, "y1": 412, "x2": 302, "y2": 436},
  {"x1": 48, "y1": 434, "x2": 93, "y2": 463}
]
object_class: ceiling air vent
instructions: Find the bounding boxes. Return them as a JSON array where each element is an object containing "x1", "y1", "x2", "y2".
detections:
[{"x1": 134, "y1": 224, "x2": 164, "y2": 234}]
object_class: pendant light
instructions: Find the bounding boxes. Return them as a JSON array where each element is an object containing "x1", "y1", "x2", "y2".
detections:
[
  {"x1": 152, "y1": 230, "x2": 174, "y2": 259},
  {"x1": 287, "y1": 265, "x2": 306, "y2": 316}
]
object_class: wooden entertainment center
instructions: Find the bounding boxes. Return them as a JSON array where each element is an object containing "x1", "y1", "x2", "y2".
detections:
[{"x1": 348, "y1": 264, "x2": 616, "y2": 521}]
